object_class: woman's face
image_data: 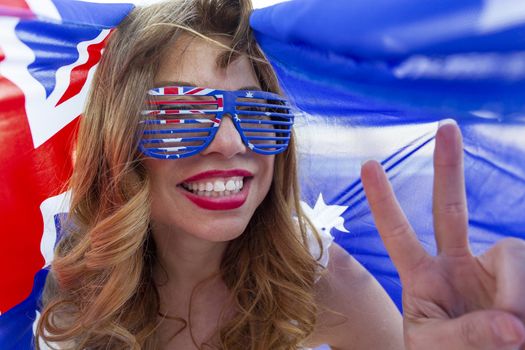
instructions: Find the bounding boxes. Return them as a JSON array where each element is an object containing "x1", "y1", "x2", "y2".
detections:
[{"x1": 144, "y1": 35, "x2": 275, "y2": 243}]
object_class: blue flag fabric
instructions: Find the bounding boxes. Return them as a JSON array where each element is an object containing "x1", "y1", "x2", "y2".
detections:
[
  {"x1": 250, "y1": 0, "x2": 525, "y2": 120},
  {"x1": 1, "y1": 0, "x2": 525, "y2": 349},
  {"x1": 250, "y1": 0, "x2": 525, "y2": 310}
]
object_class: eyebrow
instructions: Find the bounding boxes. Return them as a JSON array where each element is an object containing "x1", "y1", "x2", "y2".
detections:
[{"x1": 153, "y1": 80, "x2": 262, "y2": 92}]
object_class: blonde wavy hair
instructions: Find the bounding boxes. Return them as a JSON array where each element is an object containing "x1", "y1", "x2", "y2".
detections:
[{"x1": 36, "y1": 0, "x2": 323, "y2": 349}]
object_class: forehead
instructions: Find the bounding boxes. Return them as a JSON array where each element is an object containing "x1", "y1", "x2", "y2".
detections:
[{"x1": 154, "y1": 34, "x2": 260, "y2": 90}]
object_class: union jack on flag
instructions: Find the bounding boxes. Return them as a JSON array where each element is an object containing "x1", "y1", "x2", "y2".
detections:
[{"x1": 0, "y1": 1, "x2": 133, "y2": 346}]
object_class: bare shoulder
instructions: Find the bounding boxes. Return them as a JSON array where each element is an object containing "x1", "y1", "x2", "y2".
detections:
[{"x1": 305, "y1": 243, "x2": 403, "y2": 350}]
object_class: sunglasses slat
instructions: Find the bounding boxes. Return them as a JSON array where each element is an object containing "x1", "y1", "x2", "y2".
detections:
[
  {"x1": 245, "y1": 136, "x2": 290, "y2": 141},
  {"x1": 234, "y1": 92, "x2": 287, "y2": 103},
  {"x1": 236, "y1": 110, "x2": 293, "y2": 118},
  {"x1": 143, "y1": 126, "x2": 216, "y2": 132},
  {"x1": 141, "y1": 136, "x2": 210, "y2": 144},
  {"x1": 142, "y1": 119, "x2": 218, "y2": 125},
  {"x1": 251, "y1": 143, "x2": 289, "y2": 149},
  {"x1": 143, "y1": 128, "x2": 215, "y2": 135},
  {"x1": 148, "y1": 99, "x2": 217, "y2": 105},
  {"x1": 235, "y1": 101, "x2": 292, "y2": 110},
  {"x1": 145, "y1": 145, "x2": 202, "y2": 152},
  {"x1": 238, "y1": 120, "x2": 293, "y2": 126},
  {"x1": 142, "y1": 110, "x2": 222, "y2": 116},
  {"x1": 248, "y1": 147, "x2": 288, "y2": 155}
]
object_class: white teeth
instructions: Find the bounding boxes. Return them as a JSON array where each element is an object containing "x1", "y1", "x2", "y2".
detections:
[
  {"x1": 225, "y1": 180, "x2": 236, "y2": 191},
  {"x1": 213, "y1": 181, "x2": 226, "y2": 192},
  {"x1": 183, "y1": 176, "x2": 245, "y2": 196}
]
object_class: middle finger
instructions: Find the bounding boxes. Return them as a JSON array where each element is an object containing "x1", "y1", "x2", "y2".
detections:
[{"x1": 432, "y1": 120, "x2": 470, "y2": 256}]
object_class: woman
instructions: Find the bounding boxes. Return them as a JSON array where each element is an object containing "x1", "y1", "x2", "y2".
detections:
[{"x1": 36, "y1": 0, "x2": 525, "y2": 349}]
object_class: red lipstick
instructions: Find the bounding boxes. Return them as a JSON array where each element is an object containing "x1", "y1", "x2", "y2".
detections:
[
  {"x1": 179, "y1": 169, "x2": 252, "y2": 210},
  {"x1": 182, "y1": 190, "x2": 248, "y2": 210}
]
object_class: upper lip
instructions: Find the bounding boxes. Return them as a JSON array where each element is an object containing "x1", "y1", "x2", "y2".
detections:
[{"x1": 181, "y1": 169, "x2": 254, "y2": 183}]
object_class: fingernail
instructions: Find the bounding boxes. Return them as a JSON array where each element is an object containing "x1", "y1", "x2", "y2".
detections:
[
  {"x1": 360, "y1": 160, "x2": 382, "y2": 183},
  {"x1": 361, "y1": 159, "x2": 374, "y2": 166},
  {"x1": 492, "y1": 316, "x2": 522, "y2": 344},
  {"x1": 438, "y1": 118, "x2": 457, "y2": 128}
]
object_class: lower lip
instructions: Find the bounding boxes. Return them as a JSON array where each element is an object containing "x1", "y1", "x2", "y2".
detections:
[{"x1": 180, "y1": 180, "x2": 250, "y2": 210}]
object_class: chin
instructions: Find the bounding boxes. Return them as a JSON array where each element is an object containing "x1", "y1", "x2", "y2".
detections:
[{"x1": 186, "y1": 215, "x2": 252, "y2": 242}]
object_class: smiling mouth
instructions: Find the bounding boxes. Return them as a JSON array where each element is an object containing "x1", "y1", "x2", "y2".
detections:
[{"x1": 179, "y1": 176, "x2": 247, "y2": 197}]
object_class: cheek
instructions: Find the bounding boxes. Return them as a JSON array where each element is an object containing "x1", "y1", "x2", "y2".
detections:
[
  {"x1": 260, "y1": 156, "x2": 275, "y2": 195},
  {"x1": 148, "y1": 180, "x2": 167, "y2": 223},
  {"x1": 145, "y1": 163, "x2": 174, "y2": 221},
  {"x1": 148, "y1": 178, "x2": 188, "y2": 235}
]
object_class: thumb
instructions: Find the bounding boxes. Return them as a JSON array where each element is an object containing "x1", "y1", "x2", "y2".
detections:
[{"x1": 409, "y1": 310, "x2": 525, "y2": 350}]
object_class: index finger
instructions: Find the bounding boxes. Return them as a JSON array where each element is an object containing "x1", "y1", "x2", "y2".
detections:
[{"x1": 361, "y1": 160, "x2": 429, "y2": 277}]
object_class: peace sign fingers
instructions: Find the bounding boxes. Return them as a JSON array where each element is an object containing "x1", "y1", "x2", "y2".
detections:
[{"x1": 361, "y1": 121, "x2": 473, "y2": 280}]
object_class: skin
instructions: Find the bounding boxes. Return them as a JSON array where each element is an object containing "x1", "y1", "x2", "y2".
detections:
[
  {"x1": 145, "y1": 35, "x2": 525, "y2": 349},
  {"x1": 304, "y1": 244, "x2": 404, "y2": 349},
  {"x1": 145, "y1": 35, "x2": 275, "y2": 348},
  {"x1": 361, "y1": 121, "x2": 525, "y2": 350}
]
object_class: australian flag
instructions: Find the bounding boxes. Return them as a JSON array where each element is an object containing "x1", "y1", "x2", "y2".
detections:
[
  {"x1": 1, "y1": 0, "x2": 525, "y2": 349},
  {"x1": 0, "y1": 1, "x2": 133, "y2": 348}
]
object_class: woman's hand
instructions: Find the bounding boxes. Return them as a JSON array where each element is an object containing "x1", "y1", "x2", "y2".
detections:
[{"x1": 361, "y1": 120, "x2": 525, "y2": 350}]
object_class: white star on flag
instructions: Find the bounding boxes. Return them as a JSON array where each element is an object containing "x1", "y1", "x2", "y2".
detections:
[
  {"x1": 300, "y1": 193, "x2": 350, "y2": 234},
  {"x1": 245, "y1": 91, "x2": 254, "y2": 98}
]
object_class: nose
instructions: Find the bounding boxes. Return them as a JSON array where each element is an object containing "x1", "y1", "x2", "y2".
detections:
[{"x1": 200, "y1": 115, "x2": 247, "y2": 158}]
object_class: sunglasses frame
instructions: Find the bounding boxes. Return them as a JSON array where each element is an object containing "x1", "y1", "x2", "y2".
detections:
[{"x1": 139, "y1": 86, "x2": 294, "y2": 159}]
